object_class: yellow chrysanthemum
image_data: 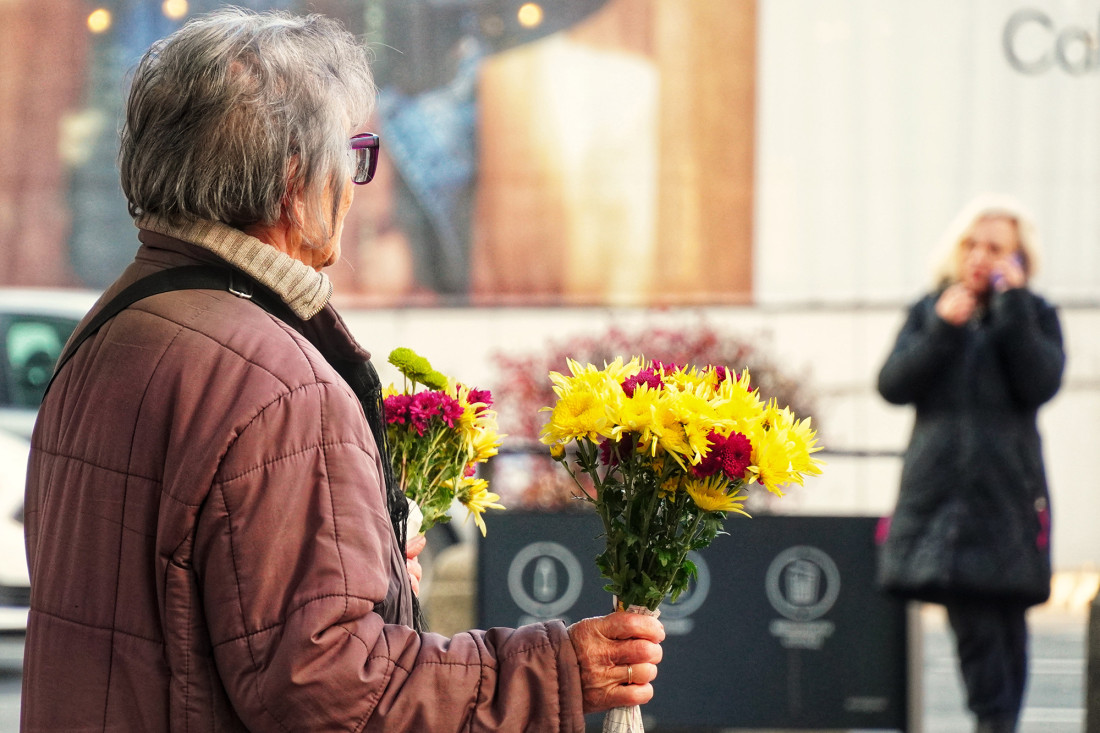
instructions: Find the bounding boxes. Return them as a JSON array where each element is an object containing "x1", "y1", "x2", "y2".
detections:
[
  {"x1": 780, "y1": 416, "x2": 825, "y2": 481},
  {"x1": 662, "y1": 365, "x2": 708, "y2": 394},
  {"x1": 751, "y1": 400, "x2": 824, "y2": 485},
  {"x1": 540, "y1": 389, "x2": 612, "y2": 445},
  {"x1": 685, "y1": 475, "x2": 750, "y2": 515},
  {"x1": 660, "y1": 390, "x2": 721, "y2": 465},
  {"x1": 761, "y1": 399, "x2": 791, "y2": 429},
  {"x1": 448, "y1": 384, "x2": 478, "y2": 429},
  {"x1": 469, "y1": 425, "x2": 503, "y2": 463},
  {"x1": 609, "y1": 383, "x2": 661, "y2": 438},
  {"x1": 551, "y1": 358, "x2": 625, "y2": 397},
  {"x1": 456, "y1": 477, "x2": 505, "y2": 536},
  {"x1": 702, "y1": 365, "x2": 734, "y2": 394},
  {"x1": 746, "y1": 426, "x2": 796, "y2": 496},
  {"x1": 659, "y1": 474, "x2": 682, "y2": 498},
  {"x1": 601, "y1": 355, "x2": 644, "y2": 385},
  {"x1": 714, "y1": 371, "x2": 765, "y2": 426},
  {"x1": 647, "y1": 399, "x2": 694, "y2": 466}
]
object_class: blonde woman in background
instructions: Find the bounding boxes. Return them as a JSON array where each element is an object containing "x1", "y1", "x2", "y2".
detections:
[{"x1": 877, "y1": 194, "x2": 1065, "y2": 733}]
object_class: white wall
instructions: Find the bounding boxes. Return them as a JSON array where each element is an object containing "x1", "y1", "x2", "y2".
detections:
[{"x1": 756, "y1": 0, "x2": 1100, "y2": 305}]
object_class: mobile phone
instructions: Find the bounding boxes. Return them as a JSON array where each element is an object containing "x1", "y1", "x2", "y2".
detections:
[{"x1": 991, "y1": 252, "x2": 1024, "y2": 290}]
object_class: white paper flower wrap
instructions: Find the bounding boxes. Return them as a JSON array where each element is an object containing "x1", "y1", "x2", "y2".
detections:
[
  {"x1": 405, "y1": 497, "x2": 424, "y2": 541},
  {"x1": 602, "y1": 600, "x2": 660, "y2": 733}
]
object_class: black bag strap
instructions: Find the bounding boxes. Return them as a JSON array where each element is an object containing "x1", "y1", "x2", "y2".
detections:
[{"x1": 47, "y1": 265, "x2": 299, "y2": 397}]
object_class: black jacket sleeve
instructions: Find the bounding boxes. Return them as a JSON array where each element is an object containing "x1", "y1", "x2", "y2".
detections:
[
  {"x1": 988, "y1": 288, "x2": 1065, "y2": 408},
  {"x1": 877, "y1": 294, "x2": 968, "y2": 406}
]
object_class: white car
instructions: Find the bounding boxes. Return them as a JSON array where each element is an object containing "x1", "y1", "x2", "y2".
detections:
[
  {"x1": 0, "y1": 429, "x2": 32, "y2": 632},
  {"x1": 0, "y1": 288, "x2": 98, "y2": 632}
]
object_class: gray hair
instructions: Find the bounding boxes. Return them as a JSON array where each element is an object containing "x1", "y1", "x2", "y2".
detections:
[{"x1": 120, "y1": 7, "x2": 376, "y2": 247}]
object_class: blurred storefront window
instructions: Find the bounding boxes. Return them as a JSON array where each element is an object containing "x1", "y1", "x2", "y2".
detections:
[{"x1": 0, "y1": 0, "x2": 757, "y2": 305}]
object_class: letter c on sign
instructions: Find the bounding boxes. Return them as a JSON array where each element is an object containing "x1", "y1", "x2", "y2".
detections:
[{"x1": 1004, "y1": 8, "x2": 1053, "y2": 74}]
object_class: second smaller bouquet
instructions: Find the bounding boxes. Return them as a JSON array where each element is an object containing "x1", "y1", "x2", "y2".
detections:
[{"x1": 383, "y1": 347, "x2": 505, "y2": 536}]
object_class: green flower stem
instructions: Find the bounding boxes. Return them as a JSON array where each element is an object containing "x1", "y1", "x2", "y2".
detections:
[
  {"x1": 558, "y1": 438, "x2": 719, "y2": 611},
  {"x1": 394, "y1": 421, "x2": 473, "y2": 531},
  {"x1": 578, "y1": 441, "x2": 614, "y2": 540},
  {"x1": 664, "y1": 509, "x2": 706, "y2": 597},
  {"x1": 635, "y1": 461, "x2": 664, "y2": 570}
]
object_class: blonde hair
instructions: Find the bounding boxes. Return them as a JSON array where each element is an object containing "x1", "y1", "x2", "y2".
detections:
[{"x1": 931, "y1": 193, "x2": 1042, "y2": 287}]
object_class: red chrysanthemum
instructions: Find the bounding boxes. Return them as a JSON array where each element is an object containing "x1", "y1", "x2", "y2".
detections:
[
  {"x1": 621, "y1": 368, "x2": 662, "y2": 397},
  {"x1": 599, "y1": 437, "x2": 634, "y2": 466},
  {"x1": 693, "y1": 431, "x2": 752, "y2": 480}
]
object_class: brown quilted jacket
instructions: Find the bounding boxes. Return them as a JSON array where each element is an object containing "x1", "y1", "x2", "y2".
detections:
[{"x1": 21, "y1": 219, "x2": 585, "y2": 731}]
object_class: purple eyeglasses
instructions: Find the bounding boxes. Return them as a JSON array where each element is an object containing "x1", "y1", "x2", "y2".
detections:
[{"x1": 350, "y1": 133, "x2": 380, "y2": 184}]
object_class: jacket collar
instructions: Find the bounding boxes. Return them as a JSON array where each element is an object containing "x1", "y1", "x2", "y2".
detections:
[{"x1": 134, "y1": 215, "x2": 333, "y2": 320}]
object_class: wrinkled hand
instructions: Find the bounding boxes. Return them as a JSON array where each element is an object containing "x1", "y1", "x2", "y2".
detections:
[
  {"x1": 567, "y1": 611, "x2": 665, "y2": 714},
  {"x1": 405, "y1": 533, "x2": 427, "y2": 596},
  {"x1": 935, "y1": 283, "x2": 978, "y2": 326}
]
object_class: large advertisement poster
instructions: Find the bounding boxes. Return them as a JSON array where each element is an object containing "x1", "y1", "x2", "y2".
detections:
[
  {"x1": 339, "y1": 0, "x2": 757, "y2": 306},
  {"x1": 0, "y1": 0, "x2": 757, "y2": 306}
]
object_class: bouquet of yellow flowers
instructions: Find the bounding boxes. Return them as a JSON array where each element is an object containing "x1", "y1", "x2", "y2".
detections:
[
  {"x1": 384, "y1": 348, "x2": 505, "y2": 536},
  {"x1": 541, "y1": 356, "x2": 822, "y2": 732},
  {"x1": 541, "y1": 356, "x2": 822, "y2": 609}
]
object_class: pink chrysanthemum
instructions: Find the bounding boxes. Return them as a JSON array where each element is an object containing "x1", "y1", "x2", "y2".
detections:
[
  {"x1": 408, "y1": 391, "x2": 464, "y2": 435},
  {"x1": 383, "y1": 394, "x2": 413, "y2": 425},
  {"x1": 467, "y1": 388, "x2": 493, "y2": 411}
]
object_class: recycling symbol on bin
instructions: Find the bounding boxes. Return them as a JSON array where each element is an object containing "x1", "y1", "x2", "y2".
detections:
[
  {"x1": 765, "y1": 545, "x2": 841, "y2": 622},
  {"x1": 660, "y1": 550, "x2": 711, "y2": 619},
  {"x1": 507, "y1": 541, "x2": 585, "y2": 618}
]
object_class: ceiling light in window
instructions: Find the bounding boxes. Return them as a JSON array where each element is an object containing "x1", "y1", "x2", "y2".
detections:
[
  {"x1": 517, "y1": 3, "x2": 544, "y2": 29},
  {"x1": 162, "y1": 0, "x2": 188, "y2": 21},
  {"x1": 87, "y1": 8, "x2": 112, "y2": 34}
]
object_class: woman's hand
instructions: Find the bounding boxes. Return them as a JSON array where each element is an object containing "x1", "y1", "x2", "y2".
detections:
[
  {"x1": 567, "y1": 611, "x2": 665, "y2": 714},
  {"x1": 991, "y1": 253, "x2": 1026, "y2": 292},
  {"x1": 935, "y1": 283, "x2": 978, "y2": 326},
  {"x1": 405, "y1": 533, "x2": 427, "y2": 595}
]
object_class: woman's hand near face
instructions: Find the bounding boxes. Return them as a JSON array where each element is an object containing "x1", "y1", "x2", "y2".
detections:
[
  {"x1": 568, "y1": 611, "x2": 665, "y2": 714},
  {"x1": 991, "y1": 253, "x2": 1026, "y2": 292},
  {"x1": 935, "y1": 283, "x2": 978, "y2": 326}
]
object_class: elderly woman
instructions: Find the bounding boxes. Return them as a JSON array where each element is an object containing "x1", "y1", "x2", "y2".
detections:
[
  {"x1": 877, "y1": 194, "x2": 1065, "y2": 733},
  {"x1": 21, "y1": 9, "x2": 662, "y2": 731}
]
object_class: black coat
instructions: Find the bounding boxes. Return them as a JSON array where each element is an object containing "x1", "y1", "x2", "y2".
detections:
[{"x1": 876, "y1": 287, "x2": 1065, "y2": 606}]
